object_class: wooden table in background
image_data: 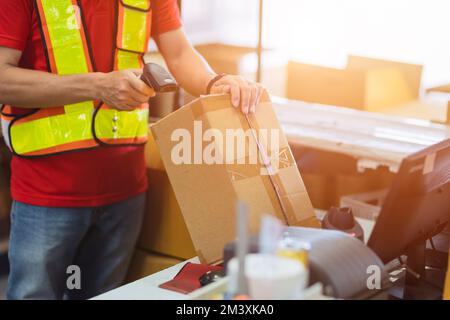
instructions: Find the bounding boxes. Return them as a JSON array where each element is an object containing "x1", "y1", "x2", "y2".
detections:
[{"x1": 273, "y1": 97, "x2": 450, "y2": 172}]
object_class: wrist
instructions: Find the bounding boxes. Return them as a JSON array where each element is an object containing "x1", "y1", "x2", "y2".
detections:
[
  {"x1": 88, "y1": 72, "x2": 107, "y2": 101},
  {"x1": 205, "y1": 73, "x2": 227, "y2": 95}
]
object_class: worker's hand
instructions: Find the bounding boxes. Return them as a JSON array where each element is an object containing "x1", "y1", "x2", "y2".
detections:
[
  {"x1": 209, "y1": 75, "x2": 265, "y2": 114},
  {"x1": 97, "y1": 69, "x2": 155, "y2": 111}
]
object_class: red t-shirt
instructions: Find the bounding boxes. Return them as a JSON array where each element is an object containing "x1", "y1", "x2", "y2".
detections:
[{"x1": 0, "y1": 0, "x2": 182, "y2": 207}]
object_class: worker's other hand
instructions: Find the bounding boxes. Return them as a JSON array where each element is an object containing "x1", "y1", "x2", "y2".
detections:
[
  {"x1": 98, "y1": 69, "x2": 155, "y2": 111},
  {"x1": 209, "y1": 75, "x2": 265, "y2": 114}
]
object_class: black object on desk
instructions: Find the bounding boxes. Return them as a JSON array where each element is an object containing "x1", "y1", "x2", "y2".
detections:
[
  {"x1": 199, "y1": 270, "x2": 225, "y2": 287},
  {"x1": 223, "y1": 227, "x2": 389, "y2": 299},
  {"x1": 322, "y1": 207, "x2": 364, "y2": 242}
]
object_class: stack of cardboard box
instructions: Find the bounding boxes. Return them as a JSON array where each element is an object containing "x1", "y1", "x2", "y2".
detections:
[
  {"x1": 291, "y1": 146, "x2": 395, "y2": 210},
  {"x1": 138, "y1": 129, "x2": 197, "y2": 260},
  {"x1": 126, "y1": 248, "x2": 183, "y2": 283},
  {"x1": 286, "y1": 55, "x2": 450, "y2": 124},
  {"x1": 126, "y1": 129, "x2": 196, "y2": 282},
  {"x1": 195, "y1": 44, "x2": 287, "y2": 98},
  {"x1": 287, "y1": 55, "x2": 422, "y2": 112}
]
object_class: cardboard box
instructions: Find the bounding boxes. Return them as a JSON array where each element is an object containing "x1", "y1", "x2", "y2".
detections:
[
  {"x1": 195, "y1": 44, "x2": 287, "y2": 97},
  {"x1": 137, "y1": 168, "x2": 197, "y2": 260},
  {"x1": 137, "y1": 130, "x2": 197, "y2": 260},
  {"x1": 332, "y1": 166, "x2": 394, "y2": 207},
  {"x1": 382, "y1": 90, "x2": 450, "y2": 124},
  {"x1": 125, "y1": 249, "x2": 182, "y2": 283},
  {"x1": 346, "y1": 55, "x2": 422, "y2": 99},
  {"x1": 427, "y1": 84, "x2": 450, "y2": 94},
  {"x1": 144, "y1": 126, "x2": 165, "y2": 171},
  {"x1": 287, "y1": 56, "x2": 422, "y2": 112},
  {"x1": 301, "y1": 173, "x2": 331, "y2": 210},
  {"x1": 426, "y1": 86, "x2": 450, "y2": 124},
  {"x1": 151, "y1": 93, "x2": 319, "y2": 264}
]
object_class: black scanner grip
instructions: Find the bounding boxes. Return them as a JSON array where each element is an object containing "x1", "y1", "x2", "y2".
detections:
[{"x1": 141, "y1": 63, "x2": 177, "y2": 93}]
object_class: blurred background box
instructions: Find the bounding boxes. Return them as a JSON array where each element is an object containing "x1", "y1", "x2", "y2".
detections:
[
  {"x1": 383, "y1": 96, "x2": 450, "y2": 124},
  {"x1": 195, "y1": 43, "x2": 287, "y2": 97},
  {"x1": 145, "y1": 45, "x2": 288, "y2": 112},
  {"x1": 287, "y1": 55, "x2": 422, "y2": 112},
  {"x1": 291, "y1": 145, "x2": 395, "y2": 211},
  {"x1": 287, "y1": 61, "x2": 365, "y2": 109},
  {"x1": 426, "y1": 85, "x2": 450, "y2": 124},
  {"x1": 346, "y1": 55, "x2": 422, "y2": 98},
  {"x1": 340, "y1": 189, "x2": 387, "y2": 221},
  {"x1": 138, "y1": 130, "x2": 196, "y2": 260},
  {"x1": 332, "y1": 169, "x2": 394, "y2": 207},
  {"x1": 126, "y1": 249, "x2": 182, "y2": 283},
  {"x1": 299, "y1": 170, "x2": 394, "y2": 211}
]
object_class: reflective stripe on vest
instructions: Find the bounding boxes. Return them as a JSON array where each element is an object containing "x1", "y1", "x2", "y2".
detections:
[
  {"x1": 94, "y1": 0, "x2": 152, "y2": 145},
  {"x1": 5, "y1": 0, "x2": 151, "y2": 157}
]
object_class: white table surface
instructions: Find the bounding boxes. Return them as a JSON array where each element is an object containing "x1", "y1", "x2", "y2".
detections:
[
  {"x1": 93, "y1": 216, "x2": 375, "y2": 300},
  {"x1": 92, "y1": 257, "x2": 199, "y2": 300}
]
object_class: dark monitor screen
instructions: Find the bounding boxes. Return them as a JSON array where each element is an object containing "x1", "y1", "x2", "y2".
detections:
[{"x1": 368, "y1": 138, "x2": 450, "y2": 264}]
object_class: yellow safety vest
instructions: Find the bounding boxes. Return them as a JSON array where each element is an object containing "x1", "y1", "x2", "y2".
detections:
[{"x1": 1, "y1": 0, "x2": 152, "y2": 157}]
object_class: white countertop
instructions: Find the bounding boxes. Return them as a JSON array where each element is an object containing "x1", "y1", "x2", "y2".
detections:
[{"x1": 92, "y1": 257, "x2": 199, "y2": 300}]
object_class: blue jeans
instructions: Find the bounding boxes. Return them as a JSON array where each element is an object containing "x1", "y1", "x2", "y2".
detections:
[{"x1": 7, "y1": 193, "x2": 145, "y2": 300}]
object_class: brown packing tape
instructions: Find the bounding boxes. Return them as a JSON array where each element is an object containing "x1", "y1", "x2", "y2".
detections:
[
  {"x1": 238, "y1": 111, "x2": 299, "y2": 226},
  {"x1": 261, "y1": 170, "x2": 296, "y2": 224},
  {"x1": 271, "y1": 171, "x2": 297, "y2": 224},
  {"x1": 251, "y1": 142, "x2": 317, "y2": 227},
  {"x1": 227, "y1": 162, "x2": 287, "y2": 225}
]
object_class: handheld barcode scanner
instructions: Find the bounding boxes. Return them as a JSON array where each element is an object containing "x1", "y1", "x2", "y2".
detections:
[{"x1": 140, "y1": 63, "x2": 178, "y2": 93}]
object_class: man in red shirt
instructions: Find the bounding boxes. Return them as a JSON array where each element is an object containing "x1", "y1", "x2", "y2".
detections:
[{"x1": 0, "y1": 0, "x2": 264, "y2": 299}]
